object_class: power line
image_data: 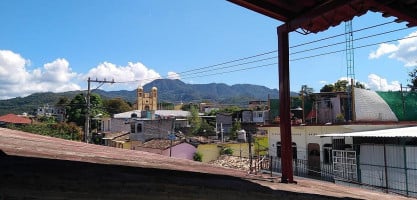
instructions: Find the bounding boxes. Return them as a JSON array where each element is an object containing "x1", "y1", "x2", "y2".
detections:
[
  {"x1": 110, "y1": 24, "x2": 415, "y2": 85},
  {"x1": 291, "y1": 34, "x2": 417, "y2": 62},
  {"x1": 290, "y1": 21, "x2": 396, "y2": 49},
  {"x1": 291, "y1": 27, "x2": 411, "y2": 55}
]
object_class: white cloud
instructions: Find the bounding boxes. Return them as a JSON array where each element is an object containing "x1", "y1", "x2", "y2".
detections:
[
  {"x1": 0, "y1": 50, "x2": 165, "y2": 99},
  {"x1": 167, "y1": 71, "x2": 180, "y2": 80},
  {"x1": 367, "y1": 74, "x2": 400, "y2": 91},
  {"x1": 0, "y1": 50, "x2": 81, "y2": 100},
  {"x1": 319, "y1": 80, "x2": 328, "y2": 85},
  {"x1": 42, "y1": 58, "x2": 76, "y2": 83},
  {"x1": 369, "y1": 31, "x2": 417, "y2": 67},
  {"x1": 85, "y1": 61, "x2": 161, "y2": 89},
  {"x1": 369, "y1": 43, "x2": 398, "y2": 59}
]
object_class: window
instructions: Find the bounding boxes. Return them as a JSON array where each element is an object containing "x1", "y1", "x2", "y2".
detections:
[
  {"x1": 276, "y1": 142, "x2": 297, "y2": 159},
  {"x1": 332, "y1": 138, "x2": 345, "y2": 150},
  {"x1": 276, "y1": 142, "x2": 281, "y2": 157},
  {"x1": 323, "y1": 143, "x2": 332, "y2": 164},
  {"x1": 137, "y1": 123, "x2": 142, "y2": 133}
]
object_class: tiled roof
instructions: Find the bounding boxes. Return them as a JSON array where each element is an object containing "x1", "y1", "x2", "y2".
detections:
[{"x1": 0, "y1": 114, "x2": 31, "y2": 124}]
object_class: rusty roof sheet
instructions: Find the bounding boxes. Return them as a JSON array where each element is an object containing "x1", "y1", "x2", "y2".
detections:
[{"x1": 228, "y1": 0, "x2": 417, "y2": 33}]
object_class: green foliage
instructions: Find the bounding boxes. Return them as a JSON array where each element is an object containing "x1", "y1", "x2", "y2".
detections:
[
  {"x1": 334, "y1": 80, "x2": 349, "y2": 91},
  {"x1": 221, "y1": 147, "x2": 233, "y2": 155},
  {"x1": 56, "y1": 97, "x2": 70, "y2": 107},
  {"x1": 103, "y1": 98, "x2": 132, "y2": 116},
  {"x1": 230, "y1": 120, "x2": 241, "y2": 140},
  {"x1": 0, "y1": 92, "x2": 78, "y2": 116},
  {"x1": 66, "y1": 93, "x2": 106, "y2": 127},
  {"x1": 159, "y1": 101, "x2": 174, "y2": 110},
  {"x1": 188, "y1": 106, "x2": 201, "y2": 135},
  {"x1": 320, "y1": 80, "x2": 365, "y2": 93},
  {"x1": 254, "y1": 136, "x2": 268, "y2": 156},
  {"x1": 8, "y1": 122, "x2": 82, "y2": 140},
  {"x1": 193, "y1": 152, "x2": 203, "y2": 162},
  {"x1": 38, "y1": 115, "x2": 57, "y2": 123},
  {"x1": 320, "y1": 84, "x2": 335, "y2": 92},
  {"x1": 181, "y1": 103, "x2": 199, "y2": 111},
  {"x1": 66, "y1": 93, "x2": 87, "y2": 126},
  {"x1": 197, "y1": 120, "x2": 216, "y2": 136},
  {"x1": 408, "y1": 67, "x2": 417, "y2": 91}
]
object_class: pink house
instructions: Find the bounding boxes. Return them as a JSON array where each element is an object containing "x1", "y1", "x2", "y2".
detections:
[{"x1": 133, "y1": 139, "x2": 197, "y2": 160}]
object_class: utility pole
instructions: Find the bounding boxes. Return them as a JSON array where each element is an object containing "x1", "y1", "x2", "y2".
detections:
[{"x1": 85, "y1": 77, "x2": 115, "y2": 143}]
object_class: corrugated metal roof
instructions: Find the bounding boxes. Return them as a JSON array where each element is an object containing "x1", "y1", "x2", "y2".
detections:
[{"x1": 318, "y1": 126, "x2": 417, "y2": 137}]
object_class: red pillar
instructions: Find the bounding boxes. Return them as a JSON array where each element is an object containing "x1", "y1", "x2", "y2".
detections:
[{"x1": 278, "y1": 25, "x2": 294, "y2": 183}]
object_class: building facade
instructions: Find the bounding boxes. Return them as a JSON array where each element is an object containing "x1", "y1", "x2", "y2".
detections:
[{"x1": 137, "y1": 86, "x2": 158, "y2": 111}]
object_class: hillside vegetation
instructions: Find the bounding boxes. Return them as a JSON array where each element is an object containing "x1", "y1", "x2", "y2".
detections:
[{"x1": 0, "y1": 79, "x2": 291, "y2": 115}]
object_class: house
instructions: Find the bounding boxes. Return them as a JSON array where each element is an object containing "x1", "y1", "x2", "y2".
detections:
[
  {"x1": 35, "y1": 104, "x2": 66, "y2": 122},
  {"x1": 132, "y1": 139, "x2": 197, "y2": 160},
  {"x1": 318, "y1": 126, "x2": 417, "y2": 197},
  {"x1": 0, "y1": 113, "x2": 31, "y2": 127},
  {"x1": 101, "y1": 110, "x2": 190, "y2": 134},
  {"x1": 262, "y1": 123, "x2": 414, "y2": 181}
]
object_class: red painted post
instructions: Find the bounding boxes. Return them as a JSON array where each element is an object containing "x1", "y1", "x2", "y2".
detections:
[{"x1": 277, "y1": 25, "x2": 295, "y2": 183}]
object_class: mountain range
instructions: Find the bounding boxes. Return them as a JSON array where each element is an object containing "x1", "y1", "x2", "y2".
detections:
[{"x1": 0, "y1": 79, "x2": 296, "y2": 115}]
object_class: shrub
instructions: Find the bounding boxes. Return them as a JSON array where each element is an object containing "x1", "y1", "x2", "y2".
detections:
[
  {"x1": 221, "y1": 147, "x2": 233, "y2": 155},
  {"x1": 193, "y1": 152, "x2": 203, "y2": 162}
]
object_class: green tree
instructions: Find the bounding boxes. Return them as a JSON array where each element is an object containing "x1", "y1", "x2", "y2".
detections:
[
  {"x1": 56, "y1": 96, "x2": 70, "y2": 107},
  {"x1": 66, "y1": 93, "x2": 105, "y2": 127},
  {"x1": 300, "y1": 85, "x2": 314, "y2": 96},
  {"x1": 320, "y1": 84, "x2": 335, "y2": 92},
  {"x1": 188, "y1": 106, "x2": 201, "y2": 135},
  {"x1": 104, "y1": 98, "x2": 132, "y2": 116},
  {"x1": 181, "y1": 103, "x2": 199, "y2": 111},
  {"x1": 66, "y1": 93, "x2": 86, "y2": 126},
  {"x1": 159, "y1": 101, "x2": 174, "y2": 110},
  {"x1": 334, "y1": 80, "x2": 349, "y2": 91},
  {"x1": 198, "y1": 120, "x2": 216, "y2": 136},
  {"x1": 230, "y1": 120, "x2": 241, "y2": 140},
  {"x1": 408, "y1": 67, "x2": 417, "y2": 91}
]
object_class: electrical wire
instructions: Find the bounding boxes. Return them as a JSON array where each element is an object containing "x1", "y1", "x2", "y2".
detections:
[
  {"x1": 291, "y1": 33, "x2": 417, "y2": 62},
  {"x1": 110, "y1": 21, "x2": 408, "y2": 84}
]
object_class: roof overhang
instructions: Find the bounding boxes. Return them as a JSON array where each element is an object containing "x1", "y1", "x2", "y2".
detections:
[
  {"x1": 228, "y1": 0, "x2": 417, "y2": 33},
  {"x1": 318, "y1": 126, "x2": 417, "y2": 138}
]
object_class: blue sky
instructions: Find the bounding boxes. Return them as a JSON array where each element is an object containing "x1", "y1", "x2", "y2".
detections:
[{"x1": 1, "y1": 0, "x2": 417, "y2": 100}]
